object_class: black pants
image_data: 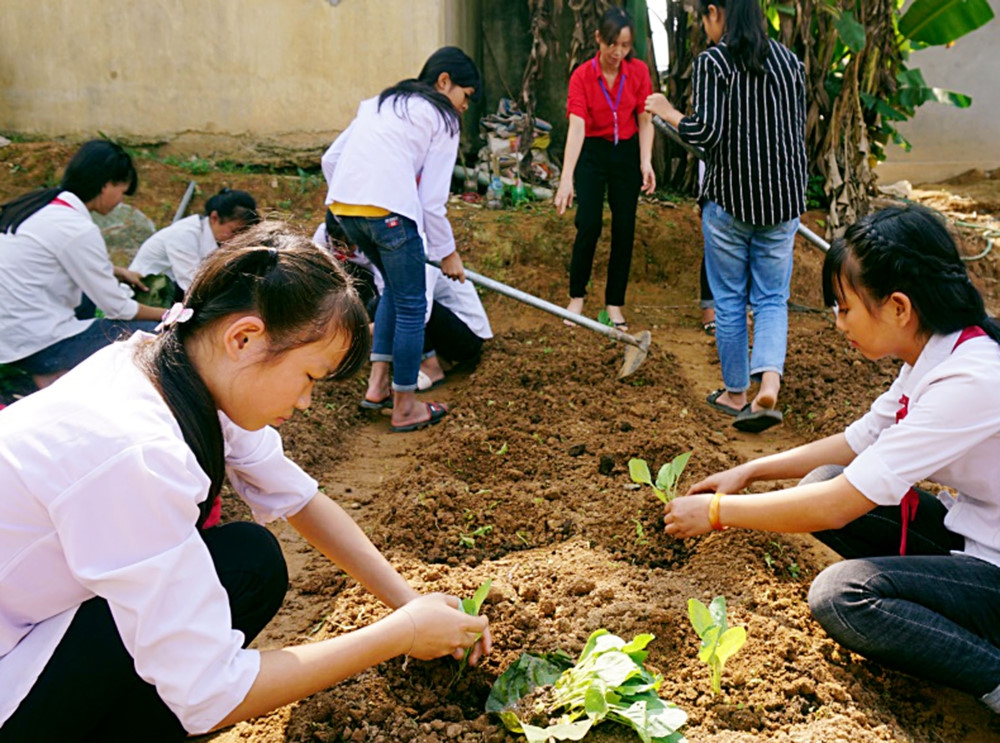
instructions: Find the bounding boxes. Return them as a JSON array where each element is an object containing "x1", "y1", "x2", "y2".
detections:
[
  {"x1": 422, "y1": 301, "x2": 484, "y2": 365},
  {"x1": 0, "y1": 522, "x2": 288, "y2": 743},
  {"x1": 569, "y1": 135, "x2": 642, "y2": 306}
]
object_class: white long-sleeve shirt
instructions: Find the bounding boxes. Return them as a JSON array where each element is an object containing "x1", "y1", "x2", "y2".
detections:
[
  {"x1": 843, "y1": 330, "x2": 1000, "y2": 567},
  {"x1": 0, "y1": 191, "x2": 139, "y2": 363},
  {"x1": 129, "y1": 214, "x2": 218, "y2": 291},
  {"x1": 0, "y1": 334, "x2": 317, "y2": 733},
  {"x1": 322, "y1": 95, "x2": 460, "y2": 262}
]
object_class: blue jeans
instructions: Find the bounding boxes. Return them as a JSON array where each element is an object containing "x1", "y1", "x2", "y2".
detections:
[
  {"x1": 701, "y1": 201, "x2": 797, "y2": 392},
  {"x1": 338, "y1": 214, "x2": 427, "y2": 392},
  {"x1": 13, "y1": 319, "x2": 159, "y2": 376},
  {"x1": 801, "y1": 466, "x2": 1000, "y2": 706}
]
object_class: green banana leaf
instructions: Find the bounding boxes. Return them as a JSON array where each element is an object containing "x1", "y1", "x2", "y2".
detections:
[{"x1": 898, "y1": 0, "x2": 995, "y2": 46}]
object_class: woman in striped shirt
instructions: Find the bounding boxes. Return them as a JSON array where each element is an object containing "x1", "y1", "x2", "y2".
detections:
[{"x1": 646, "y1": 0, "x2": 807, "y2": 433}]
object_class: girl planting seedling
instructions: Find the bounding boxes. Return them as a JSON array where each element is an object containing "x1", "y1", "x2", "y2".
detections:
[
  {"x1": 0, "y1": 223, "x2": 492, "y2": 742},
  {"x1": 666, "y1": 204, "x2": 1000, "y2": 713}
]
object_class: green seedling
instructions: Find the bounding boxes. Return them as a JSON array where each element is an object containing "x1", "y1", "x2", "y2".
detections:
[
  {"x1": 454, "y1": 578, "x2": 492, "y2": 683},
  {"x1": 629, "y1": 451, "x2": 692, "y2": 503},
  {"x1": 487, "y1": 629, "x2": 687, "y2": 742},
  {"x1": 687, "y1": 596, "x2": 747, "y2": 696}
]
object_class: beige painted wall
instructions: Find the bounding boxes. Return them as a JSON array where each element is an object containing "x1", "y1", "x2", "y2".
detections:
[
  {"x1": 877, "y1": 19, "x2": 999, "y2": 186},
  {"x1": 0, "y1": 0, "x2": 475, "y2": 161}
]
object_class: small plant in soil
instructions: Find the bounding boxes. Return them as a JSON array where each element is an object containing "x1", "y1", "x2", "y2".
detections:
[
  {"x1": 687, "y1": 596, "x2": 747, "y2": 696},
  {"x1": 453, "y1": 578, "x2": 492, "y2": 683},
  {"x1": 629, "y1": 452, "x2": 692, "y2": 503},
  {"x1": 487, "y1": 628, "x2": 687, "y2": 742}
]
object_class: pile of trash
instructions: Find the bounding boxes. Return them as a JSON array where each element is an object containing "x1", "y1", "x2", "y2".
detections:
[{"x1": 461, "y1": 98, "x2": 561, "y2": 204}]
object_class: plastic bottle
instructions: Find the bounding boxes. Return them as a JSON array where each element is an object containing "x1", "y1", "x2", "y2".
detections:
[{"x1": 486, "y1": 156, "x2": 503, "y2": 210}]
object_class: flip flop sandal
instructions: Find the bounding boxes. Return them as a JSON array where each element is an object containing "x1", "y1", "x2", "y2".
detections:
[
  {"x1": 702, "y1": 320, "x2": 716, "y2": 335},
  {"x1": 359, "y1": 395, "x2": 393, "y2": 411},
  {"x1": 417, "y1": 370, "x2": 446, "y2": 392},
  {"x1": 390, "y1": 401, "x2": 449, "y2": 433},
  {"x1": 732, "y1": 405, "x2": 783, "y2": 433},
  {"x1": 612, "y1": 320, "x2": 629, "y2": 332},
  {"x1": 705, "y1": 388, "x2": 741, "y2": 417}
]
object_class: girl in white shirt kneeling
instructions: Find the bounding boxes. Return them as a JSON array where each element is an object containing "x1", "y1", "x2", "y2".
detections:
[
  {"x1": 0, "y1": 222, "x2": 491, "y2": 742},
  {"x1": 666, "y1": 204, "x2": 1000, "y2": 711},
  {"x1": 130, "y1": 187, "x2": 258, "y2": 297}
]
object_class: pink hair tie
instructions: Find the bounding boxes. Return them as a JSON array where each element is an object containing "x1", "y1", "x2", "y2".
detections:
[{"x1": 155, "y1": 302, "x2": 194, "y2": 333}]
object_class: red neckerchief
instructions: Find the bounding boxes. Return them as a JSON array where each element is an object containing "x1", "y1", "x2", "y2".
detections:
[{"x1": 894, "y1": 326, "x2": 987, "y2": 554}]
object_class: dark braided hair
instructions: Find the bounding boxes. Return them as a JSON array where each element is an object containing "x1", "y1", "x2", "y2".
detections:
[
  {"x1": 134, "y1": 222, "x2": 370, "y2": 526},
  {"x1": 822, "y1": 203, "x2": 1000, "y2": 346}
]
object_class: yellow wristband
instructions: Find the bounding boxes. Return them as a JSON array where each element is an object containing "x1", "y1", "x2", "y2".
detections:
[{"x1": 708, "y1": 492, "x2": 726, "y2": 531}]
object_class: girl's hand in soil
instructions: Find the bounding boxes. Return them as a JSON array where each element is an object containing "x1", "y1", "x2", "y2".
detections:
[
  {"x1": 663, "y1": 493, "x2": 713, "y2": 538},
  {"x1": 397, "y1": 593, "x2": 492, "y2": 663},
  {"x1": 686, "y1": 464, "x2": 751, "y2": 498}
]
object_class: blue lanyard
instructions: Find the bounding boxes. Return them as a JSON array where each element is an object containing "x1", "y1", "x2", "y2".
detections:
[{"x1": 593, "y1": 57, "x2": 626, "y2": 145}]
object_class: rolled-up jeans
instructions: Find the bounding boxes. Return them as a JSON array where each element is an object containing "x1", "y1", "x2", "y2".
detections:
[
  {"x1": 701, "y1": 201, "x2": 797, "y2": 392},
  {"x1": 801, "y1": 465, "x2": 1000, "y2": 708},
  {"x1": 338, "y1": 214, "x2": 427, "y2": 392}
]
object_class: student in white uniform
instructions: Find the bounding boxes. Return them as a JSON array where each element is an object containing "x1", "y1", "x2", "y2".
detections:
[
  {"x1": 0, "y1": 223, "x2": 492, "y2": 742},
  {"x1": 416, "y1": 265, "x2": 493, "y2": 390},
  {"x1": 666, "y1": 204, "x2": 1000, "y2": 711},
  {"x1": 129, "y1": 188, "x2": 258, "y2": 296},
  {"x1": 324, "y1": 46, "x2": 480, "y2": 433},
  {"x1": 0, "y1": 140, "x2": 165, "y2": 389}
]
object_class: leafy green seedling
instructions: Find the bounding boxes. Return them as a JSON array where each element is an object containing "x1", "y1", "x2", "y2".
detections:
[
  {"x1": 487, "y1": 629, "x2": 687, "y2": 742},
  {"x1": 687, "y1": 596, "x2": 747, "y2": 695},
  {"x1": 454, "y1": 578, "x2": 493, "y2": 682},
  {"x1": 629, "y1": 451, "x2": 692, "y2": 503}
]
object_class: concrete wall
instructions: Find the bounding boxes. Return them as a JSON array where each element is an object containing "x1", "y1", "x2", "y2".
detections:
[
  {"x1": 877, "y1": 19, "x2": 1000, "y2": 185},
  {"x1": 0, "y1": 0, "x2": 473, "y2": 163}
]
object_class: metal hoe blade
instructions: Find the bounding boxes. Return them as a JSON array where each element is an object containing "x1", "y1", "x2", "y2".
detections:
[{"x1": 428, "y1": 261, "x2": 653, "y2": 377}]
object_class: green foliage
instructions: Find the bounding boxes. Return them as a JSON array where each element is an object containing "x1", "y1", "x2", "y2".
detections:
[
  {"x1": 898, "y1": 0, "x2": 995, "y2": 47},
  {"x1": 487, "y1": 629, "x2": 687, "y2": 743},
  {"x1": 629, "y1": 452, "x2": 692, "y2": 504},
  {"x1": 687, "y1": 596, "x2": 747, "y2": 696},
  {"x1": 132, "y1": 273, "x2": 175, "y2": 309},
  {"x1": 454, "y1": 579, "x2": 492, "y2": 681}
]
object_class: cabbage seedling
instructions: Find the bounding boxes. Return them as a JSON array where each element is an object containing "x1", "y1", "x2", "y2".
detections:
[
  {"x1": 629, "y1": 451, "x2": 692, "y2": 503},
  {"x1": 453, "y1": 578, "x2": 492, "y2": 682},
  {"x1": 687, "y1": 596, "x2": 746, "y2": 695}
]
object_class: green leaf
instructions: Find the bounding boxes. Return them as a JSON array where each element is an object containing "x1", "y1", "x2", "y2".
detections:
[
  {"x1": 461, "y1": 578, "x2": 492, "y2": 617},
  {"x1": 597, "y1": 309, "x2": 614, "y2": 327},
  {"x1": 899, "y1": 0, "x2": 995, "y2": 46},
  {"x1": 584, "y1": 684, "x2": 610, "y2": 718},
  {"x1": 593, "y1": 651, "x2": 643, "y2": 688},
  {"x1": 833, "y1": 9, "x2": 866, "y2": 53},
  {"x1": 687, "y1": 598, "x2": 714, "y2": 637},
  {"x1": 697, "y1": 625, "x2": 722, "y2": 665},
  {"x1": 930, "y1": 87, "x2": 973, "y2": 108},
  {"x1": 715, "y1": 626, "x2": 747, "y2": 666},
  {"x1": 525, "y1": 719, "x2": 593, "y2": 741},
  {"x1": 708, "y1": 596, "x2": 729, "y2": 629},
  {"x1": 629, "y1": 458, "x2": 653, "y2": 487},
  {"x1": 485, "y1": 650, "x2": 575, "y2": 715}
]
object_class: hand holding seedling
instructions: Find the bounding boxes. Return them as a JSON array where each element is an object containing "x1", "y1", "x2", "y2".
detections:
[
  {"x1": 394, "y1": 593, "x2": 491, "y2": 664},
  {"x1": 663, "y1": 493, "x2": 714, "y2": 538}
]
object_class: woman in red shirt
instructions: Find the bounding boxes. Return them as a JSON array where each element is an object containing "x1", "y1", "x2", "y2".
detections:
[{"x1": 554, "y1": 7, "x2": 656, "y2": 331}]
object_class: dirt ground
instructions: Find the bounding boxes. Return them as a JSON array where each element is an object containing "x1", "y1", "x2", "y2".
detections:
[{"x1": 3, "y1": 142, "x2": 1000, "y2": 742}]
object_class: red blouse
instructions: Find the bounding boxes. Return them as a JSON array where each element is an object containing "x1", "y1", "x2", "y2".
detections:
[{"x1": 566, "y1": 53, "x2": 652, "y2": 142}]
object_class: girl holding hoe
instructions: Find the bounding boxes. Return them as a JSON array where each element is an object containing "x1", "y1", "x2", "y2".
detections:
[
  {"x1": 0, "y1": 223, "x2": 492, "y2": 742},
  {"x1": 323, "y1": 46, "x2": 480, "y2": 432},
  {"x1": 667, "y1": 204, "x2": 1000, "y2": 711}
]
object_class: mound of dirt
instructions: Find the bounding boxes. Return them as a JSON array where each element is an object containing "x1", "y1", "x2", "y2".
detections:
[{"x1": 3, "y1": 142, "x2": 1000, "y2": 742}]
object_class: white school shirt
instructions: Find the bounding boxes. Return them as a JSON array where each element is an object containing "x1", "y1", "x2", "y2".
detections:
[
  {"x1": 425, "y1": 266, "x2": 493, "y2": 340},
  {"x1": 0, "y1": 334, "x2": 317, "y2": 733},
  {"x1": 0, "y1": 192, "x2": 139, "y2": 363},
  {"x1": 322, "y1": 95, "x2": 460, "y2": 261},
  {"x1": 843, "y1": 330, "x2": 1000, "y2": 567},
  {"x1": 129, "y1": 214, "x2": 218, "y2": 291}
]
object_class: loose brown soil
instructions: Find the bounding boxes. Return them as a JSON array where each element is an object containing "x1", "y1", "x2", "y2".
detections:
[{"x1": 3, "y1": 143, "x2": 1000, "y2": 742}]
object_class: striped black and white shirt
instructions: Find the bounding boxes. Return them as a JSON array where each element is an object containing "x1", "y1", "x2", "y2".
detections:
[{"x1": 679, "y1": 37, "x2": 807, "y2": 227}]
